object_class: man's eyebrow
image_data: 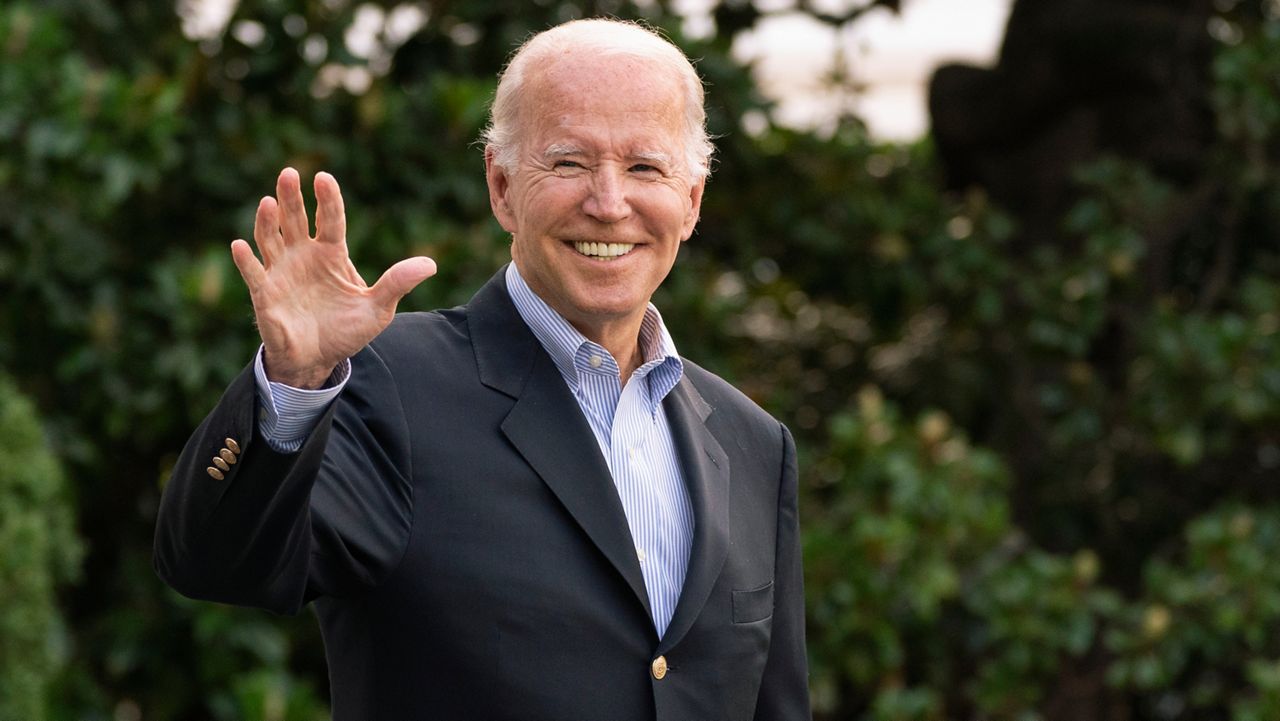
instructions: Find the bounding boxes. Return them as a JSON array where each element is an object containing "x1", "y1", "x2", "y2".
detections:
[
  {"x1": 542, "y1": 143, "x2": 584, "y2": 159},
  {"x1": 630, "y1": 150, "x2": 672, "y2": 166},
  {"x1": 540, "y1": 145, "x2": 672, "y2": 167}
]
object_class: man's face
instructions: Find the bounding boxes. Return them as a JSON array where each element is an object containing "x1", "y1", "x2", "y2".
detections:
[{"x1": 485, "y1": 52, "x2": 705, "y2": 340}]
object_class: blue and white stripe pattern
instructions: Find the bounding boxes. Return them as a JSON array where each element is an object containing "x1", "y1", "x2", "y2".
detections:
[
  {"x1": 254, "y1": 354, "x2": 349, "y2": 454},
  {"x1": 254, "y1": 263, "x2": 695, "y2": 637},
  {"x1": 505, "y1": 263, "x2": 693, "y2": 638}
]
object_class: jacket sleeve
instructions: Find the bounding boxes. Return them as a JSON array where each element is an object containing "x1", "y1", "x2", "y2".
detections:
[
  {"x1": 152, "y1": 344, "x2": 414, "y2": 615},
  {"x1": 754, "y1": 423, "x2": 813, "y2": 719}
]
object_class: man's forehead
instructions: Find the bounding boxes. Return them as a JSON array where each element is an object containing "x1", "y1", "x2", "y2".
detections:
[
  {"x1": 521, "y1": 82, "x2": 685, "y2": 149},
  {"x1": 526, "y1": 51, "x2": 681, "y2": 105},
  {"x1": 509, "y1": 49, "x2": 689, "y2": 161}
]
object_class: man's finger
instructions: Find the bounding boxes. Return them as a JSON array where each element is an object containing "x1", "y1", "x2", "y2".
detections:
[
  {"x1": 370, "y1": 256, "x2": 438, "y2": 309},
  {"x1": 314, "y1": 171, "x2": 347, "y2": 245},
  {"x1": 254, "y1": 196, "x2": 283, "y2": 266},
  {"x1": 275, "y1": 167, "x2": 313, "y2": 243},
  {"x1": 230, "y1": 239, "x2": 267, "y2": 294}
]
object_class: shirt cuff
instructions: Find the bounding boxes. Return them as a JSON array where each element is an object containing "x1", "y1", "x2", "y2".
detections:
[{"x1": 253, "y1": 347, "x2": 351, "y2": 453}]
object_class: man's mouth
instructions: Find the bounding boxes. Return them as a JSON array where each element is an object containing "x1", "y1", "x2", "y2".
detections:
[{"x1": 573, "y1": 241, "x2": 635, "y2": 260}]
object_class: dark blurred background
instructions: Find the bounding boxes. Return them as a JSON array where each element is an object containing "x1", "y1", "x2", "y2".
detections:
[{"x1": 2, "y1": 0, "x2": 1279, "y2": 719}]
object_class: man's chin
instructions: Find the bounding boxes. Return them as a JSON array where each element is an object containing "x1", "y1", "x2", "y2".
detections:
[{"x1": 559, "y1": 293, "x2": 649, "y2": 328}]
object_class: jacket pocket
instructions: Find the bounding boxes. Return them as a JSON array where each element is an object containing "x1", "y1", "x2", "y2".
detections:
[{"x1": 732, "y1": 581, "x2": 774, "y2": 623}]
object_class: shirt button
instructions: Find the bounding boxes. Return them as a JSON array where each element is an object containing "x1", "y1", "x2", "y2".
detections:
[
  {"x1": 589, "y1": 355, "x2": 603, "y2": 368},
  {"x1": 636, "y1": 547, "x2": 647, "y2": 563}
]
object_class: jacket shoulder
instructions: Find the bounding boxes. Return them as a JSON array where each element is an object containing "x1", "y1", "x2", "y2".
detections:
[
  {"x1": 360, "y1": 308, "x2": 471, "y2": 372},
  {"x1": 376, "y1": 307, "x2": 468, "y2": 345},
  {"x1": 681, "y1": 359, "x2": 769, "y2": 415},
  {"x1": 679, "y1": 358, "x2": 784, "y2": 442}
]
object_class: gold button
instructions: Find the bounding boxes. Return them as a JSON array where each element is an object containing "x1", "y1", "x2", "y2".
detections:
[
  {"x1": 225, "y1": 438, "x2": 241, "y2": 454},
  {"x1": 651, "y1": 656, "x2": 668, "y2": 680},
  {"x1": 212, "y1": 457, "x2": 230, "y2": 472},
  {"x1": 206, "y1": 466, "x2": 225, "y2": 481},
  {"x1": 219, "y1": 448, "x2": 237, "y2": 465}
]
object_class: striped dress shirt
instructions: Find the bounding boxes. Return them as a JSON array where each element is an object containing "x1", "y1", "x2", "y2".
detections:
[{"x1": 253, "y1": 263, "x2": 694, "y2": 638}]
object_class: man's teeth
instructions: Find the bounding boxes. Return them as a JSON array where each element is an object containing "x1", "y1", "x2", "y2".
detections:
[{"x1": 573, "y1": 241, "x2": 635, "y2": 259}]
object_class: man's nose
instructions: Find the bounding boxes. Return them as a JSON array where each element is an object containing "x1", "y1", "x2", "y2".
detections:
[{"x1": 582, "y1": 169, "x2": 631, "y2": 223}]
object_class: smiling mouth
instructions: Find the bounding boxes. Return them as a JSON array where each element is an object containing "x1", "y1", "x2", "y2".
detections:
[{"x1": 573, "y1": 241, "x2": 635, "y2": 260}]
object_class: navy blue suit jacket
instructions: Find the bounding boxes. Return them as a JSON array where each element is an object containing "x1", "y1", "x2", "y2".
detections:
[{"x1": 154, "y1": 269, "x2": 810, "y2": 720}]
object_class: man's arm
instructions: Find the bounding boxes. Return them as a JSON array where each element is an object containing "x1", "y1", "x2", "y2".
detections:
[
  {"x1": 154, "y1": 167, "x2": 433, "y2": 611},
  {"x1": 754, "y1": 423, "x2": 813, "y2": 720},
  {"x1": 153, "y1": 361, "x2": 331, "y2": 612},
  {"x1": 154, "y1": 341, "x2": 414, "y2": 614}
]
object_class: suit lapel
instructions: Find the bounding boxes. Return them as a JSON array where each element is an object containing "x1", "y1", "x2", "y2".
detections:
[
  {"x1": 468, "y1": 270, "x2": 653, "y2": 621},
  {"x1": 658, "y1": 374, "x2": 730, "y2": 653}
]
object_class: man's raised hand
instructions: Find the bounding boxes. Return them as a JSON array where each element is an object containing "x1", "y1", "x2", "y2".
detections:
[{"x1": 230, "y1": 168, "x2": 437, "y2": 389}]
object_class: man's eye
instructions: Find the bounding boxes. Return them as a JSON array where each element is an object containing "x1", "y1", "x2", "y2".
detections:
[
  {"x1": 631, "y1": 164, "x2": 659, "y2": 173},
  {"x1": 554, "y1": 160, "x2": 582, "y2": 169}
]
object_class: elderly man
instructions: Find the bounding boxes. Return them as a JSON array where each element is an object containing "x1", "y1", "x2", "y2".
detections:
[{"x1": 155, "y1": 18, "x2": 809, "y2": 721}]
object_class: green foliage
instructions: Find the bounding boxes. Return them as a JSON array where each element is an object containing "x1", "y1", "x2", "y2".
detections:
[
  {"x1": 187, "y1": 602, "x2": 329, "y2": 721},
  {"x1": 805, "y1": 387, "x2": 1117, "y2": 719},
  {"x1": 1212, "y1": 18, "x2": 1280, "y2": 190},
  {"x1": 1234, "y1": 658, "x2": 1280, "y2": 721},
  {"x1": 0, "y1": 374, "x2": 83, "y2": 721},
  {"x1": 1109, "y1": 506, "x2": 1280, "y2": 718},
  {"x1": 1, "y1": 1, "x2": 1279, "y2": 719},
  {"x1": 1131, "y1": 277, "x2": 1280, "y2": 466},
  {"x1": 806, "y1": 389, "x2": 1008, "y2": 684},
  {"x1": 963, "y1": 546, "x2": 1120, "y2": 719}
]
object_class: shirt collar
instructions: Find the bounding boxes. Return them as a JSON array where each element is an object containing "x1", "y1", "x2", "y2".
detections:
[{"x1": 504, "y1": 262, "x2": 684, "y2": 403}]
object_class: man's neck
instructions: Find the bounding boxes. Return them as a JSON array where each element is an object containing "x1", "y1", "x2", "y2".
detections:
[
  {"x1": 504, "y1": 262, "x2": 669, "y2": 387},
  {"x1": 568, "y1": 314, "x2": 645, "y2": 385}
]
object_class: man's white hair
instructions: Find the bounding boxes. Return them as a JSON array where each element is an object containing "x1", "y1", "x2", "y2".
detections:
[{"x1": 481, "y1": 18, "x2": 714, "y2": 179}]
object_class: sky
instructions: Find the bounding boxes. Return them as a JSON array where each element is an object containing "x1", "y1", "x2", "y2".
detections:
[
  {"x1": 181, "y1": 0, "x2": 1013, "y2": 142},
  {"x1": 723, "y1": 0, "x2": 1013, "y2": 140}
]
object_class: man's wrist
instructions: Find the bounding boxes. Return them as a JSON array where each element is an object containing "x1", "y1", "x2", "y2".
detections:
[
  {"x1": 262, "y1": 352, "x2": 338, "y2": 390},
  {"x1": 254, "y1": 349, "x2": 350, "y2": 452}
]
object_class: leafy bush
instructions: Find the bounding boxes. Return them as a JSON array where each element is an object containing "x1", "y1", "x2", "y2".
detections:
[
  {"x1": 805, "y1": 387, "x2": 1117, "y2": 720},
  {"x1": 0, "y1": 373, "x2": 82, "y2": 721},
  {"x1": 1108, "y1": 506, "x2": 1280, "y2": 717},
  {"x1": 1, "y1": 1, "x2": 1279, "y2": 719}
]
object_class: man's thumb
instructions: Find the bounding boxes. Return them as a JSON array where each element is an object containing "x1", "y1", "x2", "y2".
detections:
[{"x1": 373, "y1": 256, "x2": 438, "y2": 306}]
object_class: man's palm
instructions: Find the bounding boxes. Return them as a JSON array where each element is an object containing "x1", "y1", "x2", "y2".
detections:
[{"x1": 230, "y1": 168, "x2": 437, "y2": 388}]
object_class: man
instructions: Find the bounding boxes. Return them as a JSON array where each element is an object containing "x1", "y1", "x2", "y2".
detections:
[{"x1": 155, "y1": 18, "x2": 810, "y2": 721}]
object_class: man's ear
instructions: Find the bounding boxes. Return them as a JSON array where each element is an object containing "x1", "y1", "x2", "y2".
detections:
[
  {"x1": 680, "y1": 173, "x2": 706, "y2": 241},
  {"x1": 485, "y1": 147, "x2": 518, "y2": 233}
]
